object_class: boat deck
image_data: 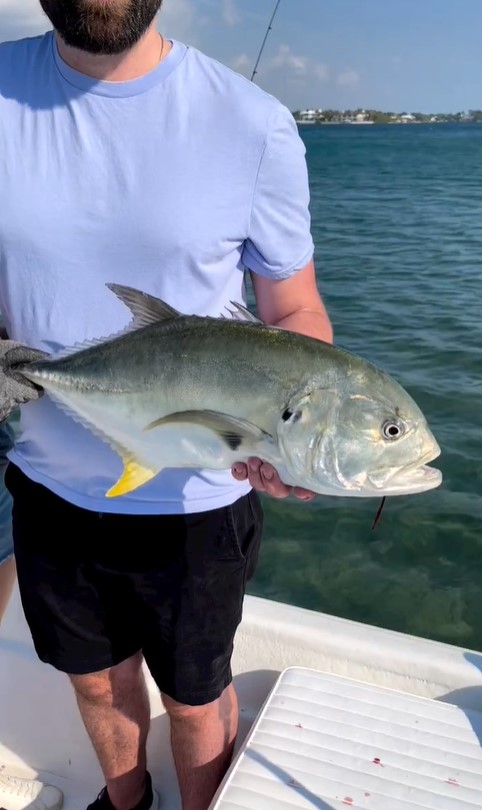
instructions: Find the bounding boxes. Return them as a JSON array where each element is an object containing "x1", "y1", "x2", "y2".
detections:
[
  {"x1": 209, "y1": 667, "x2": 482, "y2": 809},
  {"x1": 2, "y1": 593, "x2": 482, "y2": 809}
]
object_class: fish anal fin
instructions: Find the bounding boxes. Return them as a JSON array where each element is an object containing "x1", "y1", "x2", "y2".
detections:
[{"x1": 106, "y1": 455, "x2": 160, "y2": 498}]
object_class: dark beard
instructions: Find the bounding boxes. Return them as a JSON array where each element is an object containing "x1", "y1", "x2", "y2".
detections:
[{"x1": 39, "y1": 0, "x2": 163, "y2": 55}]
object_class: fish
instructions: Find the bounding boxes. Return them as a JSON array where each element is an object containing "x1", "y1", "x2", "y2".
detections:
[{"x1": 17, "y1": 283, "x2": 442, "y2": 500}]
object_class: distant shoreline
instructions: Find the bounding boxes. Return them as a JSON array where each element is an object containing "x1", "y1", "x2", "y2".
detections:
[
  {"x1": 292, "y1": 109, "x2": 482, "y2": 126},
  {"x1": 295, "y1": 120, "x2": 475, "y2": 126}
]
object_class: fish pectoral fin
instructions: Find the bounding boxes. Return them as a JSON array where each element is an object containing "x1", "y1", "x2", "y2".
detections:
[
  {"x1": 145, "y1": 410, "x2": 272, "y2": 451},
  {"x1": 106, "y1": 455, "x2": 160, "y2": 498}
]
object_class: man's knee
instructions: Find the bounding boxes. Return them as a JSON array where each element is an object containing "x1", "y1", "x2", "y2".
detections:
[
  {"x1": 69, "y1": 652, "x2": 143, "y2": 704},
  {"x1": 162, "y1": 684, "x2": 236, "y2": 723},
  {"x1": 162, "y1": 695, "x2": 211, "y2": 723}
]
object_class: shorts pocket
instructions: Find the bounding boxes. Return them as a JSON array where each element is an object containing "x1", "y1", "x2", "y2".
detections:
[{"x1": 225, "y1": 490, "x2": 264, "y2": 573}]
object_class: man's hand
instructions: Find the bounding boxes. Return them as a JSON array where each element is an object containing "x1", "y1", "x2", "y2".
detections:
[
  {"x1": 0, "y1": 340, "x2": 47, "y2": 422},
  {"x1": 231, "y1": 458, "x2": 316, "y2": 501}
]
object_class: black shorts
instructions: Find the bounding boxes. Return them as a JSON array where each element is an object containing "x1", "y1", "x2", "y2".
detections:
[{"x1": 6, "y1": 463, "x2": 263, "y2": 706}]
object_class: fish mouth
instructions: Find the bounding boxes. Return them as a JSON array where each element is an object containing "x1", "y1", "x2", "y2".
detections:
[
  {"x1": 368, "y1": 446, "x2": 443, "y2": 496},
  {"x1": 383, "y1": 463, "x2": 442, "y2": 494}
]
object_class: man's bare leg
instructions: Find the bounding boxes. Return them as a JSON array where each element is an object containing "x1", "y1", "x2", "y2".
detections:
[
  {"x1": 0, "y1": 555, "x2": 16, "y2": 622},
  {"x1": 162, "y1": 683, "x2": 238, "y2": 810},
  {"x1": 70, "y1": 652, "x2": 151, "y2": 810},
  {"x1": 0, "y1": 557, "x2": 64, "y2": 810}
]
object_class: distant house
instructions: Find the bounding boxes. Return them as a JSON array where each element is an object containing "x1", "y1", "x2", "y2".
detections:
[
  {"x1": 298, "y1": 109, "x2": 317, "y2": 123},
  {"x1": 350, "y1": 110, "x2": 374, "y2": 125}
]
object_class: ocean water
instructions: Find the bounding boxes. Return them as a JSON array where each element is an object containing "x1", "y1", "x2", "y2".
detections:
[{"x1": 249, "y1": 123, "x2": 482, "y2": 651}]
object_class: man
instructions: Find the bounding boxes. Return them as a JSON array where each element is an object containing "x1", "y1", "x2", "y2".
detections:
[
  {"x1": 0, "y1": 2, "x2": 333, "y2": 810},
  {"x1": 0, "y1": 422, "x2": 15, "y2": 624},
  {"x1": 0, "y1": 353, "x2": 64, "y2": 810}
]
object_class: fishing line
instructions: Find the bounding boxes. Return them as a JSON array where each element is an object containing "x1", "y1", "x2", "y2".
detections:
[
  {"x1": 371, "y1": 497, "x2": 386, "y2": 531},
  {"x1": 251, "y1": 0, "x2": 282, "y2": 82}
]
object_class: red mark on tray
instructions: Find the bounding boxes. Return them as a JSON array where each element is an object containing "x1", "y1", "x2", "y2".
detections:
[
  {"x1": 373, "y1": 757, "x2": 383, "y2": 766},
  {"x1": 343, "y1": 799, "x2": 353, "y2": 806},
  {"x1": 447, "y1": 778, "x2": 459, "y2": 786}
]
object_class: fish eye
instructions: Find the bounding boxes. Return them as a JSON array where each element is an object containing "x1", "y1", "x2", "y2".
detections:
[{"x1": 382, "y1": 420, "x2": 405, "y2": 440}]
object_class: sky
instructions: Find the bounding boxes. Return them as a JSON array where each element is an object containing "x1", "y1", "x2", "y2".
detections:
[{"x1": 0, "y1": 0, "x2": 481, "y2": 113}]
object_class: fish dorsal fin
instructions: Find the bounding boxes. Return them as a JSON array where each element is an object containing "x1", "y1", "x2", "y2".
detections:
[
  {"x1": 108, "y1": 284, "x2": 260, "y2": 328},
  {"x1": 106, "y1": 283, "x2": 181, "y2": 329},
  {"x1": 49, "y1": 337, "x2": 108, "y2": 360},
  {"x1": 45, "y1": 286, "x2": 181, "y2": 361},
  {"x1": 222, "y1": 301, "x2": 262, "y2": 323}
]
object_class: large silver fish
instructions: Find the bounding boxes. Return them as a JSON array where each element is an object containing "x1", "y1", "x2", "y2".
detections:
[{"x1": 18, "y1": 284, "x2": 442, "y2": 500}]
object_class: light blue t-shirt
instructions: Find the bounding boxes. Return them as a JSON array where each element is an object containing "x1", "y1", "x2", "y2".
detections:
[{"x1": 0, "y1": 31, "x2": 314, "y2": 514}]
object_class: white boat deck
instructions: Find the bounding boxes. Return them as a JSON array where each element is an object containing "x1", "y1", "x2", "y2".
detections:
[
  {"x1": 209, "y1": 667, "x2": 482, "y2": 810},
  {"x1": 2, "y1": 592, "x2": 482, "y2": 809}
]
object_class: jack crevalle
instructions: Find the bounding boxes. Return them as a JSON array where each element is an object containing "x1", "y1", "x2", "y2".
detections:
[{"x1": 18, "y1": 284, "x2": 442, "y2": 500}]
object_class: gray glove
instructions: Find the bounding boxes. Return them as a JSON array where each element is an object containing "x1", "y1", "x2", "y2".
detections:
[{"x1": 0, "y1": 340, "x2": 48, "y2": 422}]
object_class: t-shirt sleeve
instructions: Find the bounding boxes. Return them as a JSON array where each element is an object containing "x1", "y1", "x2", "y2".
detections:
[{"x1": 241, "y1": 105, "x2": 315, "y2": 280}]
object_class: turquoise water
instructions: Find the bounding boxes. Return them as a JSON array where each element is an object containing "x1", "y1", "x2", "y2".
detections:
[{"x1": 249, "y1": 123, "x2": 482, "y2": 651}]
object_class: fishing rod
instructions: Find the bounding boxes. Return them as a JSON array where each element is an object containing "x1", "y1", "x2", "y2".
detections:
[{"x1": 250, "y1": 0, "x2": 282, "y2": 82}]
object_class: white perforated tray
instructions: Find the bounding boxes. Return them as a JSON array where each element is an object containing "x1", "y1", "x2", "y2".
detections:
[{"x1": 209, "y1": 666, "x2": 482, "y2": 809}]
